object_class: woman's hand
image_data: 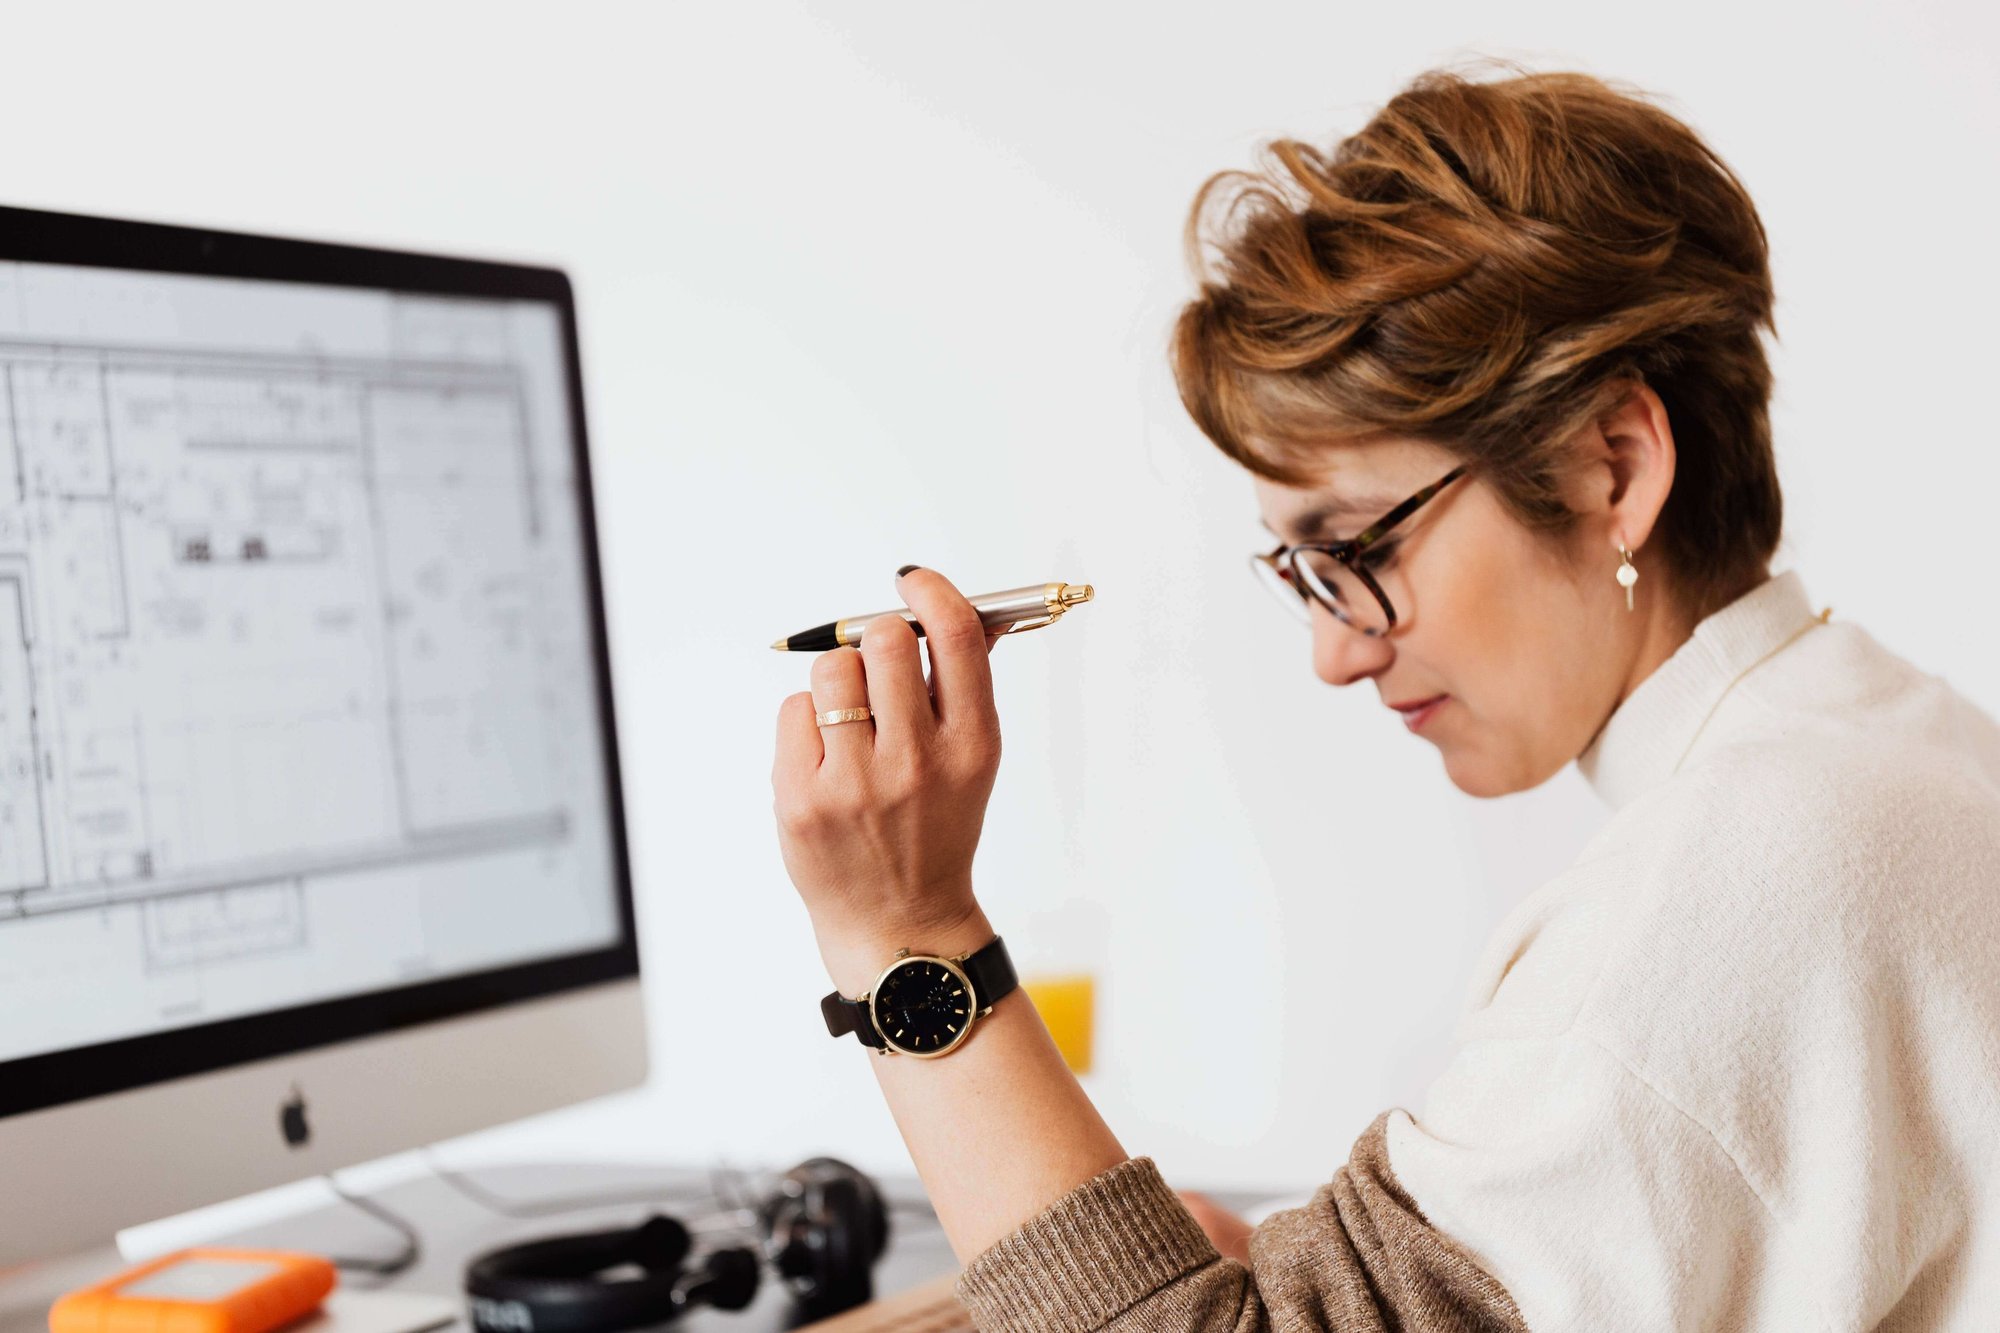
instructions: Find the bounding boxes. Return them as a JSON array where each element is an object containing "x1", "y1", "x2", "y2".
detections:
[
  {"x1": 1176, "y1": 1190, "x2": 1255, "y2": 1266},
  {"x1": 773, "y1": 567, "x2": 1006, "y2": 991}
]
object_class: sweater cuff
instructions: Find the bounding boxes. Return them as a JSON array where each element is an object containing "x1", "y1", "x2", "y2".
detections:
[{"x1": 953, "y1": 1156, "x2": 1221, "y2": 1329}]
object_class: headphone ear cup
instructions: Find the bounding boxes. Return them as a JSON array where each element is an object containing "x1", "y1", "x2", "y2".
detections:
[
  {"x1": 811, "y1": 1174, "x2": 871, "y2": 1309},
  {"x1": 689, "y1": 1247, "x2": 760, "y2": 1312},
  {"x1": 792, "y1": 1157, "x2": 890, "y2": 1264},
  {"x1": 763, "y1": 1160, "x2": 865, "y2": 1312},
  {"x1": 851, "y1": 1168, "x2": 890, "y2": 1263},
  {"x1": 630, "y1": 1215, "x2": 692, "y2": 1273}
]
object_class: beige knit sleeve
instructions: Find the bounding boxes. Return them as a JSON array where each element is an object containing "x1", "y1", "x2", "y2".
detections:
[{"x1": 953, "y1": 1111, "x2": 1526, "y2": 1332}]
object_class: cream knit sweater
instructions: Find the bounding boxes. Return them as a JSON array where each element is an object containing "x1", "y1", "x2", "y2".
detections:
[{"x1": 956, "y1": 570, "x2": 2000, "y2": 1331}]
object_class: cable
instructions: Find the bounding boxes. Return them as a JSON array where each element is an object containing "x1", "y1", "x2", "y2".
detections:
[
  {"x1": 420, "y1": 1145, "x2": 724, "y2": 1219},
  {"x1": 321, "y1": 1173, "x2": 422, "y2": 1279},
  {"x1": 426, "y1": 1148, "x2": 940, "y2": 1232}
]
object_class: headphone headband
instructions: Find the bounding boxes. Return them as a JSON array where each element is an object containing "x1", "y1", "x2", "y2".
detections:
[{"x1": 461, "y1": 1157, "x2": 888, "y2": 1331}]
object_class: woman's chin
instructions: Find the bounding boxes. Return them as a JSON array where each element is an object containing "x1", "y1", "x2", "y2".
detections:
[{"x1": 1441, "y1": 744, "x2": 1532, "y2": 799}]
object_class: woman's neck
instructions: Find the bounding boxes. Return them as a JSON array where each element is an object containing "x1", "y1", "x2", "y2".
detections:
[{"x1": 1608, "y1": 567, "x2": 1771, "y2": 735}]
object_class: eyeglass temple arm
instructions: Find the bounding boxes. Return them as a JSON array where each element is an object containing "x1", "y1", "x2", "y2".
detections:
[{"x1": 1345, "y1": 464, "x2": 1469, "y2": 551}]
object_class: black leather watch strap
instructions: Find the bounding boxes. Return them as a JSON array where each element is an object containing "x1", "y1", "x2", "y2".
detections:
[
  {"x1": 820, "y1": 990, "x2": 885, "y2": 1048},
  {"x1": 960, "y1": 935, "x2": 1018, "y2": 1012}
]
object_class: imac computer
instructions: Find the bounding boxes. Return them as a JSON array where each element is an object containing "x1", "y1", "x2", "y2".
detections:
[{"x1": 0, "y1": 206, "x2": 646, "y2": 1276}]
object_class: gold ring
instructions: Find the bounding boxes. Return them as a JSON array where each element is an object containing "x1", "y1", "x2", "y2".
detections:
[{"x1": 815, "y1": 705, "x2": 873, "y2": 727}]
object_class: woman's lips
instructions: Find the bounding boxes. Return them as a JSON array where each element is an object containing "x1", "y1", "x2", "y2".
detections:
[{"x1": 1393, "y1": 695, "x2": 1448, "y2": 732}]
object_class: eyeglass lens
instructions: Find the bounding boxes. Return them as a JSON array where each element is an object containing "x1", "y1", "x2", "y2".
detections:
[
  {"x1": 1249, "y1": 551, "x2": 1392, "y2": 634},
  {"x1": 1291, "y1": 550, "x2": 1391, "y2": 634},
  {"x1": 1250, "y1": 555, "x2": 1311, "y2": 624}
]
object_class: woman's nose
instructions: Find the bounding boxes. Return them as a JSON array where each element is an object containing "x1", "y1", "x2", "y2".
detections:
[{"x1": 1311, "y1": 603, "x2": 1393, "y2": 687}]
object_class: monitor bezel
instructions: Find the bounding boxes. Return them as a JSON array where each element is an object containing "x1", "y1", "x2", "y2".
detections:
[{"x1": 0, "y1": 203, "x2": 641, "y2": 1120}]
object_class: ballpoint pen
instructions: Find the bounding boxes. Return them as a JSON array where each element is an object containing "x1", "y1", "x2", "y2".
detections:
[{"x1": 769, "y1": 582, "x2": 1095, "y2": 652}]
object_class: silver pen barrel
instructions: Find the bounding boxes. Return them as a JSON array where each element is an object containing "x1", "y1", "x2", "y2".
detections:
[{"x1": 835, "y1": 582, "x2": 1093, "y2": 648}]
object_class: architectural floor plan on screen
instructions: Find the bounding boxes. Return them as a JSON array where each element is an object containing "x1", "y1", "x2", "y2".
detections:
[{"x1": 0, "y1": 262, "x2": 619, "y2": 1064}]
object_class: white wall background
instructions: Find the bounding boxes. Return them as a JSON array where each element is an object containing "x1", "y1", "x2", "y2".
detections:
[{"x1": 11, "y1": 0, "x2": 1996, "y2": 1201}]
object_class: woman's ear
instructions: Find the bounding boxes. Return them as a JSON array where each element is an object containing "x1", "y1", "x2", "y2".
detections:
[{"x1": 1574, "y1": 378, "x2": 1676, "y2": 553}]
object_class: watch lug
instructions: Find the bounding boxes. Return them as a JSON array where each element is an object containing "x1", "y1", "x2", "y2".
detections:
[{"x1": 893, "y1": 947, "x2": 910, "y2": 959}]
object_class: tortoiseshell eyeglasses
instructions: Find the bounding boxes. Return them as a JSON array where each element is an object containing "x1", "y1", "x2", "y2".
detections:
[{"x1": 1250, "y1": 465, "x2": 1469, "y2": 637}]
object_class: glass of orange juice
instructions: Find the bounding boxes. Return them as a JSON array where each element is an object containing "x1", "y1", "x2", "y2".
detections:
[
  {"x1": 1015, "y1": 902, "x2": 1105, "y2": 1074},
  {"x1": 1022, "y1": 973, "x2": 1096, "y2": 1074}
]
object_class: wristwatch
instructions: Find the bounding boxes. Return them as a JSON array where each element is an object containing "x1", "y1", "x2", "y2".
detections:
[{"x1": 820, "y1": 935, "x2": 1018, "y2": 1059}]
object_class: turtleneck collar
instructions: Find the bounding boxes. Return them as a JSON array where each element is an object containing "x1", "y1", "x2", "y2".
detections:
[{"x1": 1575, "y1": 569, "x2": 1828, "y2": 812}]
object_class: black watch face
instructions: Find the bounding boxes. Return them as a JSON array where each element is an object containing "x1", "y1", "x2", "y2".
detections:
[{"x1": 871, "y1": 959, "x2": 974, "y2": 1055}]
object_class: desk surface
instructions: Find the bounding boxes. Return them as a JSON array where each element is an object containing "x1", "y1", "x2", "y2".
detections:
[{"x1": 183, "y1": 1160, "x2": 1272, "y2": 1332}]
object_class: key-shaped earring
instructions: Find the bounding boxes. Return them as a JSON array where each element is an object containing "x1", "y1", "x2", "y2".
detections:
[{"x1": 1616, "y1": 544, "x2": 1638, "y2": 611}]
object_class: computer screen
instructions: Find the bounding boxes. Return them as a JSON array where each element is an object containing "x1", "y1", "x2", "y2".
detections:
[{"x1": 0, "y1": 212, "x2": 638, "y2": 1124}]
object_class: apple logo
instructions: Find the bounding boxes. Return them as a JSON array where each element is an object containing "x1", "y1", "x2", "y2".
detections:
[{"x1": 280, "y1": 1085, "x2": 310, "y2": 1148}]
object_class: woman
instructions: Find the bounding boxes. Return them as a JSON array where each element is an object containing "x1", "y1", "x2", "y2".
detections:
[{"x1": 771, "y1": 66, "x2": 2000, "y2": 1330}]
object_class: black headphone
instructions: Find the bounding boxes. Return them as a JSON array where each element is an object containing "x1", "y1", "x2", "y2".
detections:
[{"x1": 462, "y1": 1157, "x2": 891, "y2": 1332}]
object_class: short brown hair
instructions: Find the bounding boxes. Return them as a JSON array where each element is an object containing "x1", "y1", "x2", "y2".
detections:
[{"x1": 1171, "y1": 63, "x2": 1782, "y2": 621}]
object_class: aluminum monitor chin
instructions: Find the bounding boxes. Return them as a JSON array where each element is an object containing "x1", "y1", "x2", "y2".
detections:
[{"x1": 0, "y1": 205, "x2": 646, "y2": 1268}]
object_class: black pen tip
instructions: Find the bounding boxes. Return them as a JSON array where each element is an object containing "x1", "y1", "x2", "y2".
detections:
[{"x1": 773, "y1": 621, "x2": 841, "y2": 653}]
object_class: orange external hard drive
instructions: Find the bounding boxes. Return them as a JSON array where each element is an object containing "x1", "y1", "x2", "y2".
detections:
[{"x1": 50, "y1": 1247, "x2": 336, "y2": 1333}]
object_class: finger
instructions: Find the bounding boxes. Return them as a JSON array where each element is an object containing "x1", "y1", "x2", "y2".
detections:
[
  {"x1": 858, "y1": 609, "x2": 937, "y2": 747},
  {"x1": 808, "y1": 646, "x2": 874, "y2": 767},
  {"x1": 774, "y1": 690, "x2": 824, "y2": 789},
  {"x1": 897, "y1": 568, "x2": 997, "y2": 734}
]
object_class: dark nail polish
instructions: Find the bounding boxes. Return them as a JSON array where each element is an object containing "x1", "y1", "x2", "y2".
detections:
[{"x1": 897, "y1": 564, "x2": 921, "y2": 577}]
